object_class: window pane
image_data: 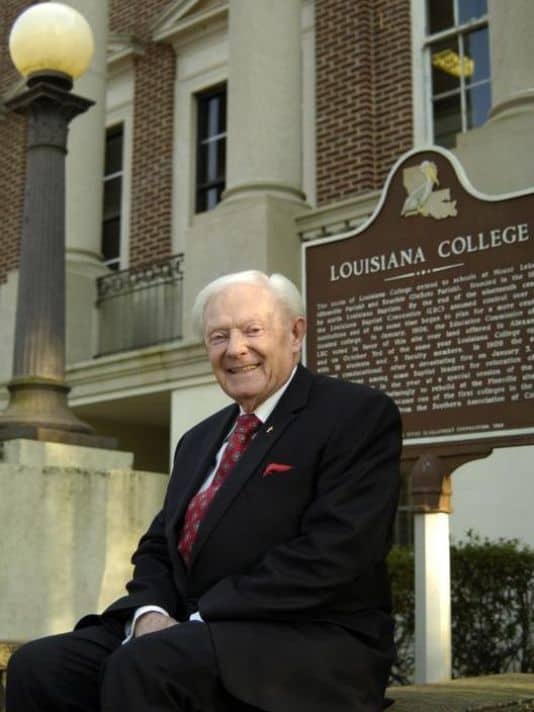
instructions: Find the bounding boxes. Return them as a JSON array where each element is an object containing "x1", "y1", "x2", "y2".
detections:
[
  {"x1": 102, "y1": 125, "x2": 123, "y2": 269},
  {"x1": 217, "y1": 138, "x2": 226, "y2": 182},
  {"x1": 218, "y1": 91, "x2": 227, "y2": 133},
  {"x1": 198, "y1": 99, "x2": 208, "y2": 140},
  {"x1": 103, "y1": 176, "x2": 122, "y2": 221},
  {"x1": 207, "y1": 96, "x2": 220, "y2": 137},
  {"x1": 427, "y1": 0, "x2": 454, "y2": 33},
  {"x1": 458, "y1": 0, "x2": 487, "y2": 24},
  {"x1": 433, "y1": 94, "x2": 462, "y2": 147},
  {"x1": 198, "y1": 89, "x2": 226, "y2": 140},
  {"x1": 431, "y1": 37, "x2": 460, "y2": 95},
  {"x1": 196, "y1": 84, "x2": 227, "y2": 213},
  {"x1": 466, "y1": 82, "x2": 491, "y2": 128},
  {"x1": 197, "y1": 144, "x2": 209, "y2": 185},
  {"x1": 206, "y1": 141, "x2": 219, "y2": 182},
  {"x1": 205, "y1": 187, "x2": 220, "y2": 211},
  {"x1": 206, "y1": 93, "x2": 226, "y2": 136},
  {"x1": 426, "y1": 0, "x2": 490, "y2": 145},
  {"x1": 105, "y1": 128, "x2": 123, "y2": 175},
  {"x1": 197, "y1": 141, "x2": 224, "y2": 185},
  {"x1": 464, "y1": 27, "x2": 490, "y2": 85},
  {"x1": 102, "y1": 219, "x2": 121, "y2": 266}
]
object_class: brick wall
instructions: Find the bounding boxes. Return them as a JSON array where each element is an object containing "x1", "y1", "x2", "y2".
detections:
[
  {"x1": 315, "y1": 0, "x2": 413, "y2": 206},
  {"x1": 110, "y1": 0, "x2": 175, "y2": 267},
  {"x1": 373, "y1": 0, "x2": 413, "y2": 185},
  {"x1": 129, "y1": 43, "x2": 175, "y2": 267},
  {"x1": 0, "y1": 1, "x2": 36, "y2": 285}
]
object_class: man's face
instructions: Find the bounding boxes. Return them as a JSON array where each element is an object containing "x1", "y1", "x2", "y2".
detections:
[{"x1": 203, "y1": 283, "x2": 306, "y2": 413}]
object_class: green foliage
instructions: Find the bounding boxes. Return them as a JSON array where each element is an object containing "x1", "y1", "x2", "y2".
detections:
[
  {"x1": 451, "y1": 531, "x2": 534, "y2": 677},
  {"x1": 387, "y1": 532, "x2": 534, "y2": 685},
  {"x1": 388, "y1": 545, "x2": 415, "y2": 685}
]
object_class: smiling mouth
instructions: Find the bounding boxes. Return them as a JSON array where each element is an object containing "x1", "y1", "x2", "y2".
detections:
[{"x1": 227, "y1": 364, "x2": 259, "y2": 374}]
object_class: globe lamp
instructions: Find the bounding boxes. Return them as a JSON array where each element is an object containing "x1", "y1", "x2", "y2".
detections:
[{"x1": 9, "y1": 2, "x2": 94, "y2": 82}]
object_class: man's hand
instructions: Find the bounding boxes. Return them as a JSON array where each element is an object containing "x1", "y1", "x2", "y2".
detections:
[{"x1": 134, "y1": 611, "x2": 178, "y2": 637}]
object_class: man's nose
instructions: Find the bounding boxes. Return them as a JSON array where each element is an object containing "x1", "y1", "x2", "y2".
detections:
[{"x1": 226, "y1": 329, "x2": 248, "y2": 355}]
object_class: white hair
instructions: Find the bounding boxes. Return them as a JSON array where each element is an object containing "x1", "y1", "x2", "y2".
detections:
[{"x1": 192, "y1": 270, "x2": 305, "y2": 337}]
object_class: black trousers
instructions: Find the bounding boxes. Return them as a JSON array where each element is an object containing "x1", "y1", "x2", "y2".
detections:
[{"x1": 6, "y1": 621, "x2": 260, "y2": 712}]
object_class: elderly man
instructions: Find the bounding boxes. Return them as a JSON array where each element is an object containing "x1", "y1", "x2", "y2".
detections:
[{"x1": 7, "y1": 270, "x2": 401, "y2": 712}]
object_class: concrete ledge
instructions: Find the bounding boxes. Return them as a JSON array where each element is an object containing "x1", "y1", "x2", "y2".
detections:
[
  {"x1": 387, "y1": 674, "x2": 534, "y2": 710},
  {"x1": 1, "y1": 641, "x2": 22, "y2": 712}
]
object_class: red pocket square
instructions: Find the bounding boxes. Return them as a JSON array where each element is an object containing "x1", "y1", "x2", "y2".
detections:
[{"x1": 263, "y1": 463, "x2": 293, "y2": 477}]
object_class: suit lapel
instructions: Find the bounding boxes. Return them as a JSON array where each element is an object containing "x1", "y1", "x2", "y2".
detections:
[{"x1": 188, "y1": 365, "x2": 313, "y2": 566}]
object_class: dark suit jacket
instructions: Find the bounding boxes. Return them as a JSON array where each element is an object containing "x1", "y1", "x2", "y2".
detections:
[{"x1": 94, "y1": 365, "x2": 402, "y2": 711}]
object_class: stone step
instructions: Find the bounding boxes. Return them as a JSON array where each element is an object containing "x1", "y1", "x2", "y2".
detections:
[{"x1": 386, "y1": 673, "x2": 534, "y2": 711}]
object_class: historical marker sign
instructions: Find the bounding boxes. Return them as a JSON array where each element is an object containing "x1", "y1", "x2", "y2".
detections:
[{"x1": 304, "y1": 148, "x2": 534, "y2": 444}]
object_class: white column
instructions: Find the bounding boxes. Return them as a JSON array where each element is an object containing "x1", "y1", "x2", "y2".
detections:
[
  {"x1": 455, "y1": 1, "x2": 534, "y2": 193},
  {"x1": 488, "y1": 0, "x2": 534, "y2": 117},
  {"x1": 414, "y1": 512, "x2": 452, "y2": 684},
  {"x1": 64, "y1": 0, "x2": 109, "y2": 261},
  {"x1": 225, "y1": 0, "x2": 304, "y2": 201},
  {"x1": 455, "y1": 0, "x2": 534, "y2": 194},
  {"x1": 182, "y1": 0, "x2": 309, "y2": 336},
  {"x1": 61, "y1": 1, "x2": 110, "y2": 364}
]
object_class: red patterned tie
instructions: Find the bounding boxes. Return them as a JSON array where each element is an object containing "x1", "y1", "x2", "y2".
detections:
[{"x1": 178, "y1": 413, "x2": 261, "y2": 565}]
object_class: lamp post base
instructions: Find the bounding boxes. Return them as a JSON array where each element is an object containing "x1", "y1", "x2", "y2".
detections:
[{"x1": 0, "y1": 378, "x2": 117, "y2": 449}]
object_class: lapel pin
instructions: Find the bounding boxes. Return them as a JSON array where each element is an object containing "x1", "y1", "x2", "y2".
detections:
[{"x1": 266, "y1": 425, "x2": 274, "y2": 434}]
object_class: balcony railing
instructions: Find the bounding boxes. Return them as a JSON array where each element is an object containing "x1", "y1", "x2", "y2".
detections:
[{"x1": 96, "y1": 254, "x2": 184, "y2": 356}]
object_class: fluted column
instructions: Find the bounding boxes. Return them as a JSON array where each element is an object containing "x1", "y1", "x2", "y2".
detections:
[
  {"x1": 488, "y1": 0, "x2": 534, "y2": 119},
  {"x1": 12, "y1": 92, "x2": 75, "y2": 381},
  {"x1": 0, "y1": 78, "x2": 99, "y2": 440},
  {"x1": 225, "y1": 0, "x2": 304, "y2": 202}
]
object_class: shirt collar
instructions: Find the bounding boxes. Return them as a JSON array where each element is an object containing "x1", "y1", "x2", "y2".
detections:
[{"x1": 238, "y1": 365, "x2": 298, "y2": 423}]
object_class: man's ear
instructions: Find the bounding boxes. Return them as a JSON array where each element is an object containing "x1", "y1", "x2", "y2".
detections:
[{"x1": 291, "y1": 316, "x2": 306, "y2": 352}]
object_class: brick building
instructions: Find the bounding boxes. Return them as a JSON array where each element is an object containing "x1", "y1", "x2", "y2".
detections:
[{"x1": 1, "y1": 0, "x2": 533, "y2": 544}]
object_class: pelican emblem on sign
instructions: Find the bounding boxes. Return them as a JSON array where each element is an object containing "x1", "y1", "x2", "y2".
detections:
[{"x1": 401, "y1": 160, "x2": 457, "y2": 220}]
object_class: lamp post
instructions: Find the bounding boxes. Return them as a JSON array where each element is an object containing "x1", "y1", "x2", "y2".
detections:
[{"x1": 0, "y1": 3, "x2": 112, "y2": 447}]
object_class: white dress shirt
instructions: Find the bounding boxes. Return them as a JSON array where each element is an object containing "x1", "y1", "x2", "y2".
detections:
[{"x1": 125, "y1": 366, "x2": 298, "y2": 641}]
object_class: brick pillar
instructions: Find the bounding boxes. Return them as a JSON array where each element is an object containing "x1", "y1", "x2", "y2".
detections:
[
  {"x1": 314, "y1": 0, "x2": 413, "y2": 205},
  {"x1": 108, "y1": 0, "x2": 176, "y2": 267},
  {"x1": 315, "y1": 0, "x2": 375, "y2": 204},
  {"x1": 128, "y1": 42, "x2": 175, "y2": 267}
]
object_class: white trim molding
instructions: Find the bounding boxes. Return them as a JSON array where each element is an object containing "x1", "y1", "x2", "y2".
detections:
[{"x1": 152, "y1": 0, "x2": 228, "y2": 46}]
